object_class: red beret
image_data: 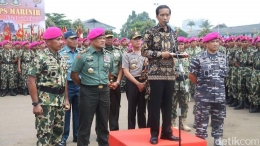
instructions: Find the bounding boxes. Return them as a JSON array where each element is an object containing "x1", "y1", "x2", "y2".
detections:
[
  {"x1": 87, "y1": 28, "x2": 105, "y2": 40},
  {"x1": 203, "y1": 32, "x2": 219, "y2": 43},
  {"x1": 177, "y1": 36, "x2": 185, "y2": 43},
  {"x1": 43, "y1": 27, "x2": 62, "y2": 40}
]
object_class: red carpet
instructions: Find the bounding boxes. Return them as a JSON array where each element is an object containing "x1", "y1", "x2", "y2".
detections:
[{"x1": 109, "y1": 127, "x2": 207, "y2": 146}]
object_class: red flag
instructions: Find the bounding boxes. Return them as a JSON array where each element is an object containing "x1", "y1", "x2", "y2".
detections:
[
  {"x1": 3, "y1": 24, "x2": 11, "y2": 41},
  {"x1": 77, "y1": 27, "x2": 83, "y2": 38},
  {"x1": 37, "y1": 25, "x2": 41, "y2": 41}
]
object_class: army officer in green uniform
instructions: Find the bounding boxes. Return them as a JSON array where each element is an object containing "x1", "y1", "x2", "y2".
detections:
[{"x1": 71, "y1": 28, "x2": 113, "y2": 146}]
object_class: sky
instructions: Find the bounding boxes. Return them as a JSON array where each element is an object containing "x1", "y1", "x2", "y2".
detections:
[{"x1": 45, "y1": 0, "x2": 260, "y2": 33}]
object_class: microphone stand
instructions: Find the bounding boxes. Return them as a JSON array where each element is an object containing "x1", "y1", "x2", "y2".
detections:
[{"x1": 166, "y1": 22, "x2": 189, "y2": 146}]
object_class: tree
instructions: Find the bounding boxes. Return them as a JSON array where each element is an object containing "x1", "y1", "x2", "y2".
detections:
[
  {"x1": 198, "y1": 20, "x2": 213, "y2": 37},
  {"x1": 175, "y1": 27, "x2": 188, "y2": 37},
  {"x1": 72, "y1": 19, "x2": 86, "y2": 37},
  {"x1": 214, "y1": 23, "x2": 227, "y2": 29},
  {"x1": 45, "y1": 13, "x2": 72, "y2": 29},
  {"x1": 45, "y1": 18, "x2": 55, "y2": 28},
  {"x1": 187, "y1": 20, "x2": 195, "y2": 33},
  {"x1": 119, "y1": 11, "x2": 156, "y2": 38}
]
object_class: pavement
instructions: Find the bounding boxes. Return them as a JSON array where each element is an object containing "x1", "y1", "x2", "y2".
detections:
[{"x1": 0, "y1": 93, "x2": 260, "y2": 146}]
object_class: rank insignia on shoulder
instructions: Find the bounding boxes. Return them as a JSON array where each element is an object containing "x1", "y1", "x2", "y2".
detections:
[{"x1": 80, "y1": 49, "x2": 88, "y2": 54}]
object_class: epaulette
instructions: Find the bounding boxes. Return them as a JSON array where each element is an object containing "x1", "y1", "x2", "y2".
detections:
[
  {"x1": 104, "y1": 49, "x2": 112, "y2": 54},
  {"x1": 80, "y1": 49, "x2": 88, "y2": 54}
]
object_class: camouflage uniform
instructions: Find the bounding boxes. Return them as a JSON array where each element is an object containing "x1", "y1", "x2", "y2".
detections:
[
  {"x1": 19, "y1": 49, "x2": 34, "y2": 94},
  {"x1": 120, "y1": 47, "x2": 128, "y2": 93},
  {"x1": 28, "y1": 48, "x2": 68, "y2": 146},
  {"x1": 171, "y1": 51, "x2": 190, "y2": 130},
  {"x1": 0, "y1": 48, "x2": 18, "y2": 95},
  {"x1": 234, "y1": 47, "x2": 252, "y2": 109},
  {"x1": 251, "y1": 50, "x2": 260, "y2": 112},
  {"x1": 189, "y1": 51, "x2": 228, "y2": 139}
]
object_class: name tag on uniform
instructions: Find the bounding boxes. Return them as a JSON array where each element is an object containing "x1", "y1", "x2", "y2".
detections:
[{"x1": 104, "y1": 55, "x2": 110, "y2": 62}]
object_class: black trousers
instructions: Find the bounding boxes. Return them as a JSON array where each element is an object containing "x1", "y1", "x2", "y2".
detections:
[
  {"x1": 77, "y1": 85, "x2": 110, "y2": 146},
  {"x1": 148, "y1": 80, "x2": 175, "y2": 137},
  {"x1": 109, "y1": 81, "x2": 121, "y2": 131},
  {"x1": 125, "y1": 78, "x2": 146, "y2": 129}
]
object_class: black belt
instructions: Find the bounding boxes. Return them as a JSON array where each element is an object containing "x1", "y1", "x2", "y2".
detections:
[
  {"x1": 81, "y1": 84, "x2": 107, "y2": 89},
  {"x1": 134, "y1": 77, "x2": 146, "y2": 82},
  {"x1": 21, "y1": 60, "x2": 31, "y2": 63},
  {"x1": 38, "y1": 86, "x2": 65, "y2": 94},
  {"x1": 1, "y1": 62, "x2": 15, "y2": 64}
]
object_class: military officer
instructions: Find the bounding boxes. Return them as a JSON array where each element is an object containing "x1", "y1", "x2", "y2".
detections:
[
  {"x1": 18, "y1": 41, "x2": 34, "y2": 95},
  {"x1": 105, "y1": 30, "x2": 123, "y2": 131},
  {"x1": 122, "y1": 31, "x2": 147, "y2": 129},
  {"x1": 59, "y1": 31, "x2": 80, "y2": 146},
  {"x1": 189, "y1": 32, "x2": 228, "y2": 146},
  {"x1": 0, "y1": 40, "x2": 18, "y2": 97},
  {"x1": 27, "y1": 27, "x2": 70, "y2": 146},
  {"x1": 120, "y1": 37, "x2": 129, "y2": 93},
  {"x1": 13, "y1": 41, "x2": 21, "y2": 95},
  {"x1": 171, "y1": 36, "x2": 191, "y2": 132},
  {"x1": 82, "y1": 38, "x2": 90, "y2": 50},
  {"x1": 71, "y1": 28, "x2": 113, "y2": 146}
]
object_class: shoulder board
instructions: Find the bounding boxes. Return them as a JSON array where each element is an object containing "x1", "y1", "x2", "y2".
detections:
[
  {"x1": 80, "y1": 49, "x2": 89, "y2": 54},
  {"x1": 104, "y1": 49, "x2": 111, "y2": 54}
]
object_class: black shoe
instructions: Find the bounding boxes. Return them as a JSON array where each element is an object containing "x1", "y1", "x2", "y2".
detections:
[
  {"x1": 244, "y1": 98, "x2": 250, "y2": 108},
  {"x1": 249, "y1": 103, "x2": 255, "y2": 113},
  {"x1": 150, "y1": 137, "x2": 158, "y2": 144},
  {"x1": 250, "y1": 105, "x2": 260, "y2": 113},
  {"x1": 10, "y1": 89, "x2": 16, "y2": 96},
  {"x1": 73, "y1": 138, "x2": 77, "y2": 142},
  {"x1": 229, "y1": 98, "x2": 238, "y2": 107},
  {"x1": 58, "y1": 140, "x2": 66, "y2": 146},
  {"x1": 226, "y1": 96, "x2": 233, "y2": 105},
  {"x1": 234, "y1": 101, "x2": 244, "y2": 110},
  {"x1": 160, "y1": 134, "x2": 179, "y2": 141},
  {"x1": 1, "y1": 89, "x2": 6, "y2": 97},
  {"x1": 23, "y1": 89, "x2": 27, "y2": 96}
]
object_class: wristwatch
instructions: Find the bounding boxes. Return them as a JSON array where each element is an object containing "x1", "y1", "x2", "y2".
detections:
[
  {"x1": 32, "y1": 102, "x2": 39, "y2": 106},
  {"x1": 116, "y1": 81, "x2": 120, "y2": 85}
]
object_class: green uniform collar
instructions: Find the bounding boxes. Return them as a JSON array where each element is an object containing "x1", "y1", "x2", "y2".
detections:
[{"x1": 88, "y1": 46, "x2": 105, "y2": 54}]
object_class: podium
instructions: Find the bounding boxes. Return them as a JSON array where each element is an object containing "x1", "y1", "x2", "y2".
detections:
[{"x1": 109, "y1": 127, "x2": 207, "y2": 146}]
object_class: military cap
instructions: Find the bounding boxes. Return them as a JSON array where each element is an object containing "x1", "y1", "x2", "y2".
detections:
[
  {"x1": 43, "y1": 27, "x2": 62, "y2": 40},
  {"x1": 226, "y1": 36, "x2": 235, "y2": 42},
  {"x1": 38, "y1": 41, "x2": 45, "y2": 45},
  {"x1": 87, "y1": 28, "x2": 105, "y2": 40},
  {"x1": 12, "y1": 41, "x2": 20, "y2": 46},
  {"x1": 177, "y1": 36, "x2": 185, "y2": 43},
  {"x1": 129, "y1": 31, "x2": 142, "y2": 40},
  {"x1": 183, "y1": 38, "x2": 189, "y2": 43},
  {"x1": 82, "y1": 38, "x2": 89, "y2": 43},
  {"x1": 120, "y1": 37, "x2": 127, "y2": 43},
  {"x1": 189, "y1": 37, "x2": 197, "y2": 43},
  {"x1": 255, "y1": 37, "x2": 260, "y2": 43},
  {"x1": 240, "y1": 36, "x2": 248, "y2": 42},
  {"x1": 64, "y1": 31, "x2": 78, "y2": 39},
  {"x1": 21, "y1": 41, "x2": 30, "y2": 46},
  {"x1": 202, "y1": 32, "x2": 219, "y2": 43},
  {"x1": 2, "y1": 40, "x2": 11, "y2": 46},
  {"x1": 113, "y1": 38, "x2": 119, "y2": 43},
  {"x1": 30, "y1": 41, "x2": 38, "y2": 49},
  {"x1": 105, "y1": 30, "x2": 114, "y2": 38}
]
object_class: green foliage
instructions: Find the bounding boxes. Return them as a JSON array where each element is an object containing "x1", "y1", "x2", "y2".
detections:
[
  {"x1": 45, "y1": 13, "x2": 72, "y2": 28},
  {"x1": 198, "y1": 20, "x2": 212, "y2": 37},
  {"x1": 187, "y1": 20, "x2": 195, "y2": 33},
  {"x1": 213, "y1": 23, "x2": 227, "y2": 29},
  {"x1": 120, "y1": 11, "x2": 156, "y2": 38},
  {"x1": 175, "y1": 27, "x2": 188, "y2": 37}
]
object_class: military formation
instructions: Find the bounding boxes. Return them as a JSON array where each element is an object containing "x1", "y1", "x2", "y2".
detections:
[{"x1": 1, "y1": 5, "x2": 260, "y2": 146}]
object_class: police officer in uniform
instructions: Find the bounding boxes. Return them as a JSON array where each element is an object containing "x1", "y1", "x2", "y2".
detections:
[
  {"x1": 104, "y1": 30, "x2": 123, "y2": 131},
  {"x1": 71, "y1": 28, "x2": 113, "y2": 146},
  {"x1": 27, "y1": 27, "x2": 70, "y2": 146},
  {"x1": 122, "y1": 31, "x2": 147, "y2": 129},
  {"x1": 189, "y1": 32, "x2": 228, "y2": 146},
  {"x1": 59, "y1": 31, "x2": 80, "y2": 146}
]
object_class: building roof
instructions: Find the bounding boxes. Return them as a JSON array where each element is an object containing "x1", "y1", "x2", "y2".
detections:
[
  {"x1": 83, "y1": 18, "x2": 116, "y2": 30},
  {"x1": 188, "y1": 23, "x2": 260, "y2": 37}
]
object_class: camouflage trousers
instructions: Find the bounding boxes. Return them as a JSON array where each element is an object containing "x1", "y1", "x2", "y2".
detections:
[
  {"x1": 189, "y1": 81, "x2": 196, "y2": 98},
  {"x1": 195, "y1": 101, "x2": 226, "y2": 139},
  {"x1": 20, "y1": 63, "x2": 30, "y2": 89},
  {"x1": 13, "y1": 65, "x2": 19, "y2": 88},
  {"x1": 250, "y1": 70, "x2": 260, "y2": 106},
  {"x1": 172, "y1": 90, "x2": 189, "y2": 119},
  {"x1": 36, "y1": 105, "x2": 65, "y2": 146},
  {"x1": 1, "y1": 65, "x2": 15, "y2": 89},
  {"x1": 237, "y1": 68, "x2": 251, "y2": 102},
  {"x1": 120, "y1": 76, "x2": 127, "y2": 91},
  {"x1": 225, "y1": 67, "x2": 233, "y2": 97},
  {"x1": 231, "y1": 68, "x2": 239, "y2": 98}
]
